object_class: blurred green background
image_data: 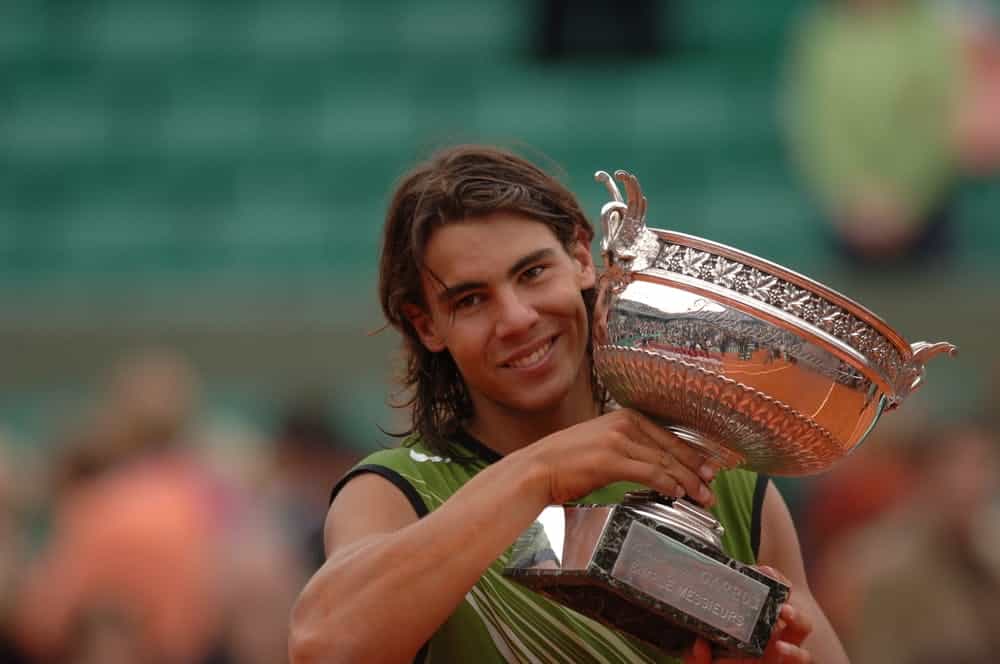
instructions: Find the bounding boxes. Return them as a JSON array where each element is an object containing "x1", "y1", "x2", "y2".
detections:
[{"x1": 1, "y1": 0, "x2": 997, "y2": 452}]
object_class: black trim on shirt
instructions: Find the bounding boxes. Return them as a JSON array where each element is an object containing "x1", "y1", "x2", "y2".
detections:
[
  {"x1": 452, "y1": 429, "x2": 504, "y2": 464},
  {"x1": 751, "y1": 474, "x2": 769, "y2": 559},
  {"x1": 328, "y1": 464, "x2": 430, "y2": 518},
  {"x1": 328, "y1": 465, "x2": 431, "y2": 664}
]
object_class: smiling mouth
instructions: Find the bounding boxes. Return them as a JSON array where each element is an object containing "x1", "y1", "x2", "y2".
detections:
[{"x1": 503, "y1": 337, "x2": 555, "y2": 369}]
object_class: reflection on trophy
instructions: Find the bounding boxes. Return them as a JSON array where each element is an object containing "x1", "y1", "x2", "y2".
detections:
[{"x1": 503, "y1": 170, "x2": 958, "y2": 657}]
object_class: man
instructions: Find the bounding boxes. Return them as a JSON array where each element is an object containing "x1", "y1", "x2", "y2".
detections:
[
  {"x1": 289, "y1": 146, "x2": 848, "y2": 663},
  {"x1": 785, "y1": 0, "x2": 960, "y2": 267}
]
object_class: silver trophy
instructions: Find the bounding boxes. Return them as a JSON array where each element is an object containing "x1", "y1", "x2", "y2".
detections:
[{"x1": 504, "y1": 170, "x2": 957, "y2": 657}]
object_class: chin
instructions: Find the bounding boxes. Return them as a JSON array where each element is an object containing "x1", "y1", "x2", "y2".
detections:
[{"x1": 503, "y1": 378, "x2": 578, "y2": 414}]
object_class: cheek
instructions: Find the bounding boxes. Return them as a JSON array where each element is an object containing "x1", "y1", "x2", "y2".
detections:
[
  {"x1": 446, "y1": 321, "x2": 492, "y2": 365},
  {"x1": 559, "y1": 289, "x2": 591, "y2": 343}
]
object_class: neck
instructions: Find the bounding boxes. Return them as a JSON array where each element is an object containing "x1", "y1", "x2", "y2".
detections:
[{"x1": 465, "y1": 363, "x2": 600, "y2": 456}]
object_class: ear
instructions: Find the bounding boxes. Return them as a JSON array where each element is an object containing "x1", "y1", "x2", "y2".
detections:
[
  {"x1": 402, "y1": 303, "x2": 447, "y2": 353},
  {"x1": 569, "y1": 228, "x2": 597, "y2": 290}
]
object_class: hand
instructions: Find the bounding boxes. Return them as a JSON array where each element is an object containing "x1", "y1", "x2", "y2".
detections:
[
  {"x1": 683, "y1": 566, "x2": 814, "y2": 664},
  {"x1": 523, "y1": 408, "x2": 717, "y2": 506}
]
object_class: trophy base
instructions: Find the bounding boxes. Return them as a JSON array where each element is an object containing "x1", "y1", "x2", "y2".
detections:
[{"x1": 504, "y1": 498, "x2": 788, "y2": 658}]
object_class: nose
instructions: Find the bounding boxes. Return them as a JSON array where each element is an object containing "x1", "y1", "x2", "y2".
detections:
[{"x1": 494, "y1": 287, "x2": 539, "y2": 338}]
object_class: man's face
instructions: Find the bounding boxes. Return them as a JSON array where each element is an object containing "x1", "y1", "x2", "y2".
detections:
[{"x1": 407, "y1": 213, "x2": 596, "y2": 421}]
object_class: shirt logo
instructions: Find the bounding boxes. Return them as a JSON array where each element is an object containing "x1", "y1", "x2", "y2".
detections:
[{"x1": 409, "y1": 449, "x2": 452, "y2": 464}]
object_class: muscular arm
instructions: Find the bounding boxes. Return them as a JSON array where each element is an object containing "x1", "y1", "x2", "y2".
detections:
[
  {"x1": 288, "y1": 410, "x2": 716, "y2": 664},
  {"x1": 289, "y1": 449, "x2": 557, "y2": 664},
  {"x1": 757, "y1": 481, "x2": 849, "y2": 664}
]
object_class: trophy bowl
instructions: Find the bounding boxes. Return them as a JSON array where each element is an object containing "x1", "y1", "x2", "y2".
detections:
[
  {"x1": 590, "y1": 170, "x2": 957, "y2": 476},
  {"x1": 503, "y1": 170, "x2": 957, "y2": 658}
]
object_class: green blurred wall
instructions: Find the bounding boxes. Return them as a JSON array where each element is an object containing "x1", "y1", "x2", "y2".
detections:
[{"x1": 1, "y1": 0, "x2": 997, "y2": 448}]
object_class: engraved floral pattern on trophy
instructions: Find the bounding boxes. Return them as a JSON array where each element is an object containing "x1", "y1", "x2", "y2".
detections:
[{"x1": 649, "y1": 241, "x2": 910, "y2": 398}]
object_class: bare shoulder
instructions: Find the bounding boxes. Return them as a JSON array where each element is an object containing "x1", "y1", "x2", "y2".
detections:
[{"x1": 324, "y1": 472, "x2": 421, "y2": 558}]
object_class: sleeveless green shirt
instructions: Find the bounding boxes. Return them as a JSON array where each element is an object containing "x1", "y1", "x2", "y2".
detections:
[{"x1": 330, "y1": 432, "x2": 767, "y2": 664}]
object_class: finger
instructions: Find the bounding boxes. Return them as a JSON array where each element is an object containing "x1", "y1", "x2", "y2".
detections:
[
  {"x1": 777, "y1": 603, "x2": 813, "y2": 647},
  {"x1": 756, "y1": 565, "x2": 791, "y2": 587},
  {"x1": 617, "y1": 458, "x2": 685, "y2": 499},
  {"x1": 623, "y1": 408, "x2": 707, "y2": 470},
  {"x1": 623, "y1": 417, "x2": 714, "y2": 504},
  {"x1": 657, "y1": 447, "x2": 715, "y2": 507},
  {"x1": 703, "y1": 457, "x2": 725, "y2": 476},
  {"x1": 627, "y1": 411, "x2": 707, "y2": 472},
  {"x1": 616, "y1": 438, "x2": 687, "y2": 499},
  {"x1": 616, "y1": 447, "x2": 708, "y2": 504},
  {"x1": 645, "y1": 443, "x2": 715, "y2": 506}
]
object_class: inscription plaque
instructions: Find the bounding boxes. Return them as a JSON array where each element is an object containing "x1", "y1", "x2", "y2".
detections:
[
  {"x1": 505, "y1": 503, "x2": 789, "y2": 657},
  {"x1": 611, "y1": 521, "x2": 768, "y2": 643}
]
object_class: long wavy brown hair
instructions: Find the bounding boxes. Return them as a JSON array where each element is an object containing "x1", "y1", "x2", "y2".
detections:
[{"x1": 378, "y1": 145, "x2": 605, "y2": 455}]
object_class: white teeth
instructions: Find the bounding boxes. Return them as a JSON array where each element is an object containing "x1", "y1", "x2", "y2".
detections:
[{"x1": 507, "y1": 340, "x2": 552, "y2": 368}]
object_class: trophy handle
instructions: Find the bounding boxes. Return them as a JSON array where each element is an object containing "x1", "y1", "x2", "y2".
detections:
[
  {"x1": 897, "y1": 341, "x2": 958, "y2": 403},
  {"x1": 594, "y1": 170, "x2": 649, "y2": 266}
]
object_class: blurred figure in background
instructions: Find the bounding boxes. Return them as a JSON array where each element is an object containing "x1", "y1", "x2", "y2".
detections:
[
  {"x1": 536, "y1": 0, "x2": 669, "y2": 60},
  {"x1": 201, "y1": 396, "x2": 358, "y2": 664},
  {"x1": 0, "y1": 439, "x2": 31, "y2": 664},
  {"x1": 832, "y1": 421, "x2": 1000, "y2": 663},
  {"x1": 10, "y1": 349, "x2": 237, "y2": 664},
  {"x1": 797, "y1": 429, "x2": 920, "y2": 640},
  {"x1": 785, "y1": 0, "x2": 963, "y2": 267},
  {"x1": 953, "y1": 1, "x2": 1000, "y2": 174},
  {"x1": 217, "y1": 522, "x2": 308, "y2": 664},
  {"x1": 262, "y1": 397, "x2": 358, "y2": 571}
]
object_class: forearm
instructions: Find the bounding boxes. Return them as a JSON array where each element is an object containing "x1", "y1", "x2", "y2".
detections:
[
  {"x1": 795, "y1": 585, "x2": 850, "y2": 664},
  {"x1": 290, "y1": 448, "x2": 551, "y2": 663}
]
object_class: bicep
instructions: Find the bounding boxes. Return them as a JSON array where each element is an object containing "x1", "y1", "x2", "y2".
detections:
[{"x1": 323, "y1": 472, "x2": 421, "y2": 560}]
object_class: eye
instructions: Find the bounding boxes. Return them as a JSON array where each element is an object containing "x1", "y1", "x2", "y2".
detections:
[
  {"x1": 521, "y1": 265, "x2": 546, "y2": 281},
  {"x1": 454, "y1": 293, "x2": 484, "y2": 310}
]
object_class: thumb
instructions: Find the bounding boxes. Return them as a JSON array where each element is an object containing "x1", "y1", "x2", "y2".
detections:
[{"x1": 755, "y1": 565, "x2": 791, "y2": 588}]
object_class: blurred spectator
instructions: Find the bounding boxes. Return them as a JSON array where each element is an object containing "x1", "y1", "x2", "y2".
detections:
[
  {"x1": 0, "y1": 442, "x2": 18, "y2": 611},
  {"x1": 62, "y1": 603, "x2": 160, "y2": 664},
  {"x1": 0, "y1": 441, "x2": 31, "y2": 664},
  {"x1": 217, "y1": 522, "x2": 308, "y2": 664},
  {"x1": 10, "y1": 349, "x2": 238, "y2": 664},
  {"x1": 953, "y1": 1, "x2": 1000, "y2": 174},
  {"x1": 799, "y1": 429, "x2": 916, "y2": 560},
  {"x1": 991, "y1": 357, "x2": 1000, "y2": 430},
  {"x1": 261, "y1": 397, "x2": 358, "y2": 570},
  {"x1": 785, "y1": 0, "x2": 963, "y2": 267},
  {"x1": 536, "y1": 0, "x2": 669, "y2": 60},
  {"x1": 798, "y1": 429, "x2": 921, "y2": 640},
  {"x1": 832, "y1": 422, "x2": 1000, "y2": 663}
]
